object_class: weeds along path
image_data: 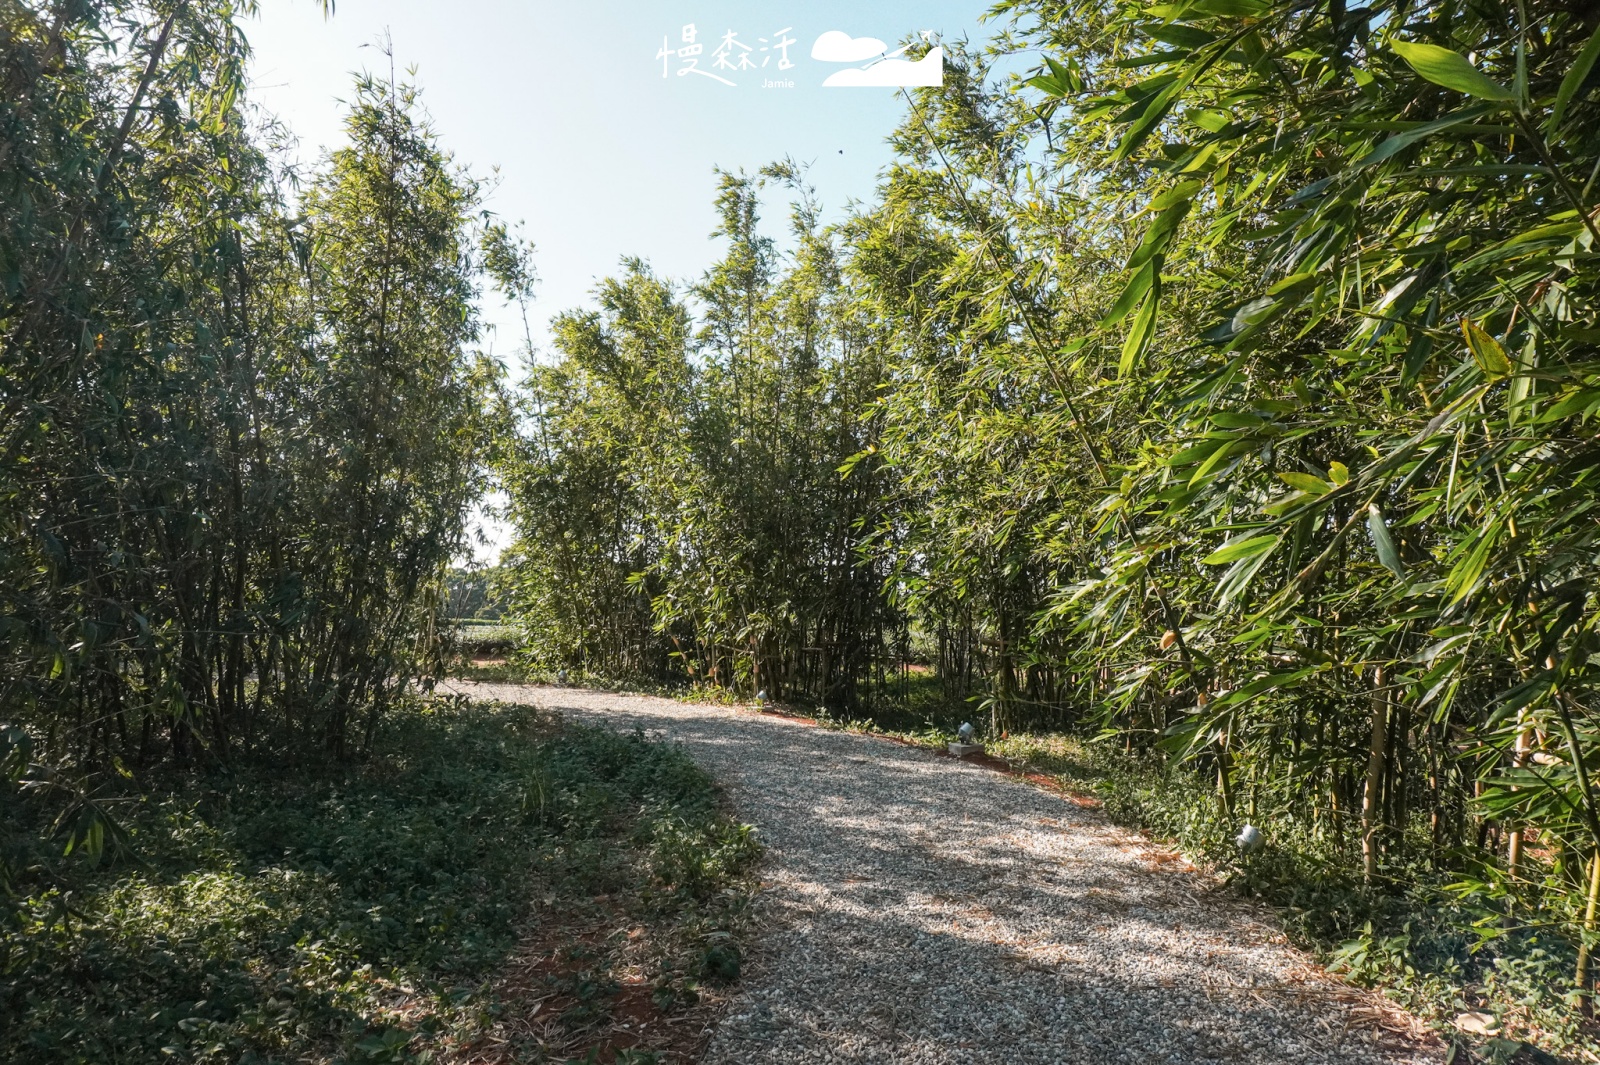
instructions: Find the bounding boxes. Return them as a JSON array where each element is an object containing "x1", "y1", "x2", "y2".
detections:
[{"x1": 445, "y1": 682, "x2": 1442, "y2": 1065}]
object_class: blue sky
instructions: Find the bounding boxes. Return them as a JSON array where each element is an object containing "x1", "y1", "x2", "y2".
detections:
[
  {"x1": 244, "y1": 0, "x2": 998, "y2": 563},
  {"x1": 246, "y1": 0, "x2": 995, "y2": 355}
]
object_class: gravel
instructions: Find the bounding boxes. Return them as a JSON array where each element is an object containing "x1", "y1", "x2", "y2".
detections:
[{"x1": 447, "y1": 681, "x2": 1445, "y2": 1065}]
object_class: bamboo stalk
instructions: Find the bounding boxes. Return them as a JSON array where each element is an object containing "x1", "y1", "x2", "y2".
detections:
[
  {"x1": 1362, "y1": 666, "x2": 1389, "y2": 884},
  {"x1": 1577, "y1": 850, "x2": 1600, "y2": 1016},
  {"x1": 1507, "y1": 708, "x2": 1533, "y2": 878}
]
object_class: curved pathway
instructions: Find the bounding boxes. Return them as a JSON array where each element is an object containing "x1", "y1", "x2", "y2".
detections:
[{"x1": 448, "y1": 681, "x2": 1442, "y2": 1065}]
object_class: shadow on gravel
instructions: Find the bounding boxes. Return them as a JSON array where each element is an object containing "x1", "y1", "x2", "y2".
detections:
[{"x1": 494, "y1": 691, "x2": 1442, "y2": 1065}]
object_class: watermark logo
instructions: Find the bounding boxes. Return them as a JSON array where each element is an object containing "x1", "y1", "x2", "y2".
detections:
[
  {"x1": 655, "y1": 25, "x2": 941, "y2": 89},
  {"x1": 657, "y1": 24, "x2": 799, "y2": 87},
  {"x1": 813, "y1": 31, "x2": 944, "y2": 87}
]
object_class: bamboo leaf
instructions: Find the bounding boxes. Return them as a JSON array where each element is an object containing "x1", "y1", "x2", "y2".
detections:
[
  {"x1": 1448, "y1": 522, "x2": 1500, "y2": 603},
  {"x1": 1190, "y1": 437, "x2": 1246, "y2": 484},
  {"x1": 1351, "y1": 106, "x2": 1496, "y2": 169},
  {"x1": 1462, "y1": 318, "x2": 1512, "y2": 379},
  {"x1": 1367, "y1": 503, "x2": 1405, "y2": 576},
  {"x1": 1391, "y1": 40, "x2": 1517, "y2": 102},
  {"x1": 1101, "y1": 260, "x2": 1156, "y2": 327},
  {"x1": 1548, "y1": 25, "x2": 1600, "y2": 133},
  {"x1": 1111, "y1": 73, "x2": 1193, "y2": 162},
  {"x1": 1203, "y1": 533, "x2": 1279, "y2": 565},
  {"x1": 1279, "y1": 472, "x2": 1331, "y2": 494},
  {"x1": 1211, "y1": 411, "x2": 1264, "y2": 428},
  {"x1": 1168, "y1": 437, "x2": 1231, "y2": 466},
  {"x1": 1027, "y1": 73, "x2": 1068, "y2": 95},
  {"x1": 1187, "y1": 0, "x2": 1268, "y2": 15},
  {"x1": 1147, "y1": 179, "x2": 1205, "y2": 214},
  {"x1": 1147, "y1": 25, "x2": 1216, "y2": 49},
  {"x1": 1119, "y1": 284, "x2": 1160, "y2": 377},
  {"x1": 1046, "y1": 55, "x2": 1081, "y2": 92},
  {"x1": 1129, "y1": 204, "x2": 1192, "y2": 271}
]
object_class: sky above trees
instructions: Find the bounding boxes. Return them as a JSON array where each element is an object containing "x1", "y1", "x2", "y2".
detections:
[
  {"x1": 245, "y1": 0, "x2": 991, "y2": 358},
  {"x1": 245, "y1": 0, "x2": 993, "y2": 563}
]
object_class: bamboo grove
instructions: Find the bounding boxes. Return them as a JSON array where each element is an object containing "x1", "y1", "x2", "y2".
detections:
[
  {"x1": 1, "y1": 0, "x2": 501, "y2": 806},
  {"x1": 8, "y1": 0, "x2": 1600, "y2": 1030},
  {"x1": 501, "y1": 0, "x2": 1600, "y2": 1003},
  {"x1": 498, "y1": 166, "x2": 899, "y2": 702}
]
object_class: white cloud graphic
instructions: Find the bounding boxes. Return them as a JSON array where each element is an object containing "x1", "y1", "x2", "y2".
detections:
[
  {"x1": 822, "y1": 47, "x2": 944, "y2": 88},
  {"x1": 811, "y1": 30, "x2": 888, "y2": 63}
]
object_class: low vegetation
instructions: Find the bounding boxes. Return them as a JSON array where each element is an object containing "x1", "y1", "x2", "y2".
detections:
[{"x1": 1, "y1": 699, "x2": 761, "y2": 1065}]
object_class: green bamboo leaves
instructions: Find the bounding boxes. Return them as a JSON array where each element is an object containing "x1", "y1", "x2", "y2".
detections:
[
  {"x1": 1548, "y1": 27, "x2": 1600, "y2": 132},
  {"x1": 1390, "y1": 40, "x2": 1518, "y2": 102},
  {"x1": 1, "y1": 7, "x2": 500, "y2": 777},
  {"x1": 1367, "y1": 504, "x2": 1405, "y2": 577},
  {"x1": 1203, "y1": 533, "x2": 1279, "y2": 564},
  {"x1": 1111, "y1": 71, "x2": 1199, "y2": 162},
  {"x1": 845, "y1": 4, "x2": 1600, "y2": 1036},
  {"x1": 1463, "y1": 318, "x2": 1512, "y2": 379},
  {"x1": 1026, "y1": 54, "x2": 1082, "y2": 97},
  {"x1": 1102, "y1": 182, "x2": 1202, "y2": 376},
  {"x1": 1278, "y1": 472, "x2": 1331, "y2": 495},
  {"x1": 502, "y1": 171, "x2": 896, "y2": 696},
  {"x1": 1119, "y1": 277, "x2": 1162, "y2": 377}
]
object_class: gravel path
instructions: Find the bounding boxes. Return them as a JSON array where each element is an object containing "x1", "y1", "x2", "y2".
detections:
[{"x1": 448, "y1": 681, "x2": 1443, "y2": 1065}]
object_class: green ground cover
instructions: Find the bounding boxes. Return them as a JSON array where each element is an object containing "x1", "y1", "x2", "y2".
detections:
[{"x1": 1, "y1": 699, "x2": 760, "y2": 1065}]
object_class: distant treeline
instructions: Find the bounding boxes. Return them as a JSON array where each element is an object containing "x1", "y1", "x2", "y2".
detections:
[{"x1": 445, "y1": 565, "x2": 507, "y2": 621}]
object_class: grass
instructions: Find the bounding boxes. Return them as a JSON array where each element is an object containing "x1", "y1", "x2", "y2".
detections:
[
  {"x1": 449, "y1": 620, "x2": 518, "y2": 663},
  {"x1": 453, "y1": 620, "x2": 515, "y2": 637},
  {"x1": 440, "y1": 662, "x2": 743, "y2": 709},
  {"x1": 447, "y1": 660, "x2": 535, "y2": 684},
  {"x1": 0, "y1": 698, "x2": 761, "y2": 1065}
]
